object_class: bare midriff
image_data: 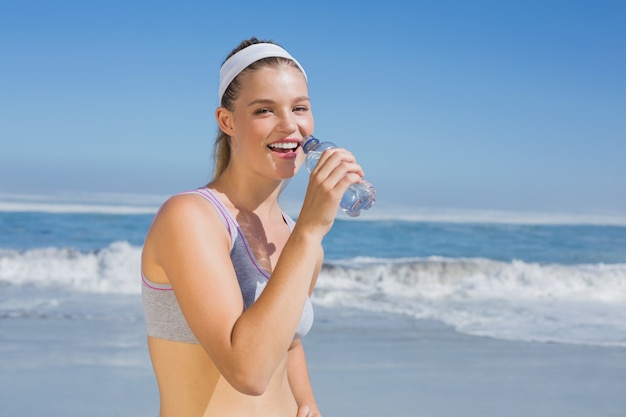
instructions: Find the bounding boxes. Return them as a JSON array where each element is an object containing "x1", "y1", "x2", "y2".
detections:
[{"x1": 148, "y1": 337, "x2": 298, "y2": 417}]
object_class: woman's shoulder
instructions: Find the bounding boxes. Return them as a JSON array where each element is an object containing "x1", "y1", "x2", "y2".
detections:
[
  {"x1": 159, "y1": 191, "x2": 211, "y2": 216},
  {"x1": 151, "y1": 190, "x2": 229, "y2": 236}
]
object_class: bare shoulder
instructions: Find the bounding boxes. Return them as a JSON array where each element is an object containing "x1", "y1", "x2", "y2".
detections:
[
  {"x1": 149, "y1": 192, "x2": 227, "y2": 240},
  {"x1": 142, "y1": 192, "x2": 231, "y2": 283},
  {"x1": 158, "y1": 192, "x2": 219, "y2": 221}
]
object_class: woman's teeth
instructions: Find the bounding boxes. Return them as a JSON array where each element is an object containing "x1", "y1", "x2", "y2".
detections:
[{"x1": 268, "y1": 142, "x2": 298, "y2": 152}]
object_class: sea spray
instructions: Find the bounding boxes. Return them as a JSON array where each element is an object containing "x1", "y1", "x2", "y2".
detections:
[
  {"x1": 314, "y1": 257, "x2": 626, "y2": 346},
  {"x1": 1, "y1": 202, "x2": 625, "y2": 347},
  {"x1": 0, "y1": 242, "x2": 142, "y2": 294}
]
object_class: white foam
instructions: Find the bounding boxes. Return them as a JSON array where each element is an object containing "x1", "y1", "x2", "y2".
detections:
[
  {"x1": 0, "y1": 241, "x2": 142, "y2": 294},
  {"x1": 341, "y1": 203, "x2": 626, "y2": 226},
  {"x1": 3, "y1": 191, "x2": 626, "y2": 224},
  {"x1": 2, "y1": 243, "x2": 625, "y2": 346},
  {"x1": 314, "y1": 257, "x2": 626, "y2": 346},
  {"x1": 0, "y1": 191, "x2": 164, "y2": 214},
  {"x1": 0, "y1": 201, "x2": 159, "y2": 214}
]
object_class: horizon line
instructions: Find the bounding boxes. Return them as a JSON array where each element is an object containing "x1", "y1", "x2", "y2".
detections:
[{"x1": 1, "y1": 191, "x2": 626, "y2": 226}]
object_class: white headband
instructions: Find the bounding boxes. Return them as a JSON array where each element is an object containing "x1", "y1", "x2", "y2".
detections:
[{"x1": 218, "y1": 43, "x2": 308, "y2": 103}]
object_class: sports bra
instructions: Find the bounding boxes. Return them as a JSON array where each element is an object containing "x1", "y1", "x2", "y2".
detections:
[{"x1": 142, "y1": 187, "x2": 314, "y2": 344}]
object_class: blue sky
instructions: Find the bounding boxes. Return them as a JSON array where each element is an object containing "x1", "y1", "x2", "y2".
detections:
[{"x1": 1, "y1": 0, "x2": 625, "y2": 214}]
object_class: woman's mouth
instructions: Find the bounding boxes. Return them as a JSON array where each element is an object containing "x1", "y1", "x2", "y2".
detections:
[{"x1": 267, "y1": 142, "x2": 300, "y2": 153}]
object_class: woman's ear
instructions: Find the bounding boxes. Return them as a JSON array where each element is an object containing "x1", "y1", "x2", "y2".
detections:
[{"x1": 216, "y1": 107, "x2": 235, "y2": 136}]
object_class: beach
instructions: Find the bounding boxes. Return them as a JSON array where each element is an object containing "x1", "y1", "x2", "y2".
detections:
[
  {"x1": 1, "y1": 198, "x2": 625, "y2": 416},
  {"x1": 308, "y1": 309, "x2": 626, "y2": 417},
  {"x1": 2, "y1": 305, "x2": 625, "y2": 417}
]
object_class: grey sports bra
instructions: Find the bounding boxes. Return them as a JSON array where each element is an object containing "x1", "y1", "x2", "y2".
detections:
[{"x1": 142, "y1": 187, "x2": 314, "y2": 344}]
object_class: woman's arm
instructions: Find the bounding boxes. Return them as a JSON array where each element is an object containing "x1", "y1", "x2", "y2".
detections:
[
  {"x1": 289, "y1": 247, "x2": 323, "y2": 416},
  {"x1": 289, "y1": 340, "x2": 322, "y2": 417},
  {"x1": 146, "y1": 193, "x2": 321, "y2": 395},
  {"x1": 145, "y1": 148, "x2": 362, "y2": 396}
]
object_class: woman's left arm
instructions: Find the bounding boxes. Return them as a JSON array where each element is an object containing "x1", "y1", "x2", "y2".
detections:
[
  {"x1": 288, "y1": 340, "x2": 322, "y2": 417},
  {"x1": 290, "y1": 246, "x2": 323, "y2": 417}
]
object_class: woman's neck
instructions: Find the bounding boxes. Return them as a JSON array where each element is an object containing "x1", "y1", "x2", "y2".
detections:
[{"x1": 208, "y1": 168, "x2": 284, "y2": 218}]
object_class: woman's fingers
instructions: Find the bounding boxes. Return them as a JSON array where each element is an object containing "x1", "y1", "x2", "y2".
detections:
[
  {"x1": 297, "y1": 147, "x2": 366, "y2": 233},
  {"x1": 309, "y1": 148, "x2": 364, "y2": 196},
  {"x1": 311, "y1": 148, "x2": 364, "y2": 181},
  {"x1": 296, "y1": 405, "x2": 311, "y2": 417}
]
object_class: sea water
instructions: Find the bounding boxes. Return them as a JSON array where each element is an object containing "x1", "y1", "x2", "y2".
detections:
[{"x1": 1, "y1": 193, "x2": 626, "y2": 348}]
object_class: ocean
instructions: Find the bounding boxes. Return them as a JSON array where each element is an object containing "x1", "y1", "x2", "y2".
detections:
[
  {"x1": 1, "y1": 192, "x2": 625, "y2": 348},
  {"x1": 1, "y1": 192, "x2": 626, "y2": 416}
]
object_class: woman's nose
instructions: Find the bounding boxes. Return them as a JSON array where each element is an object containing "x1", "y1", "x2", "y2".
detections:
[{"x1": 276, "y1": 111, "x2": 297, "y2": 133}]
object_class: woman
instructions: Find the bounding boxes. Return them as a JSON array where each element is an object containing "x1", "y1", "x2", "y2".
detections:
[{"x1": 141, "y1": 37, "x2": 365, "y2": 417}]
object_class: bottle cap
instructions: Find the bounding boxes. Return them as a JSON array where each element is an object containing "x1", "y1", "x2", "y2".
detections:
[{"x1": 302, "y1": 135, "x2": 319, "y2": 154}]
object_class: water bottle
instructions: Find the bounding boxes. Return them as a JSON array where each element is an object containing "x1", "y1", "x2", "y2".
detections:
[{"x1": 302, "y1": 135, "x2": 376, "y2": 217}]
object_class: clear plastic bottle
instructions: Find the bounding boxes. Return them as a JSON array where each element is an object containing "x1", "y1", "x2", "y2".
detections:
[{"x1": 302, "y1": 135, "x2": 376, "y2": 217}]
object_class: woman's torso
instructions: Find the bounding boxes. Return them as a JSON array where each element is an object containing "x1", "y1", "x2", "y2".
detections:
[
  {"x1": 147, "y1": 338, "x2": 297, "y2": 417},
  {"x1": 142, "y1": 187, "x2": 312, "y2": 416}
]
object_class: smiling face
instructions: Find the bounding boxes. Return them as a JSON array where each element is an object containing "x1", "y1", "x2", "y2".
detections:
[{"x1": 217, "y1": 64, "x2": 313, "y2": 182}]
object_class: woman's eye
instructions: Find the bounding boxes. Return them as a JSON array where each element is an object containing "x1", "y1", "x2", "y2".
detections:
[
  {"x1": 254, "y1": 108, "x2": 272, "y2": 115},
  {"x1": 294, "y1": 106, "x2": 308, "y2": 113}
]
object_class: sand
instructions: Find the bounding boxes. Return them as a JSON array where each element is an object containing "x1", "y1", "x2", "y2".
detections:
[{"x1": 1, "y1": 306, "x2": 625, "y2": 416}]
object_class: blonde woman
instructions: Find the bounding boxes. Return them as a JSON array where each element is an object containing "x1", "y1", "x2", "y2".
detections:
[{"x1": 141, "y1": 37, "x2": 365, "y2": 417}]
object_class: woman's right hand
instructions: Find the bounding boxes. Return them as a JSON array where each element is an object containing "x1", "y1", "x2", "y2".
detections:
[
  {"x1": 297, "y1": 147, "x2": 365, "y2": 236},
  {"x1": 296, "y1": 405, "x2": 322, "y2": 417}
]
